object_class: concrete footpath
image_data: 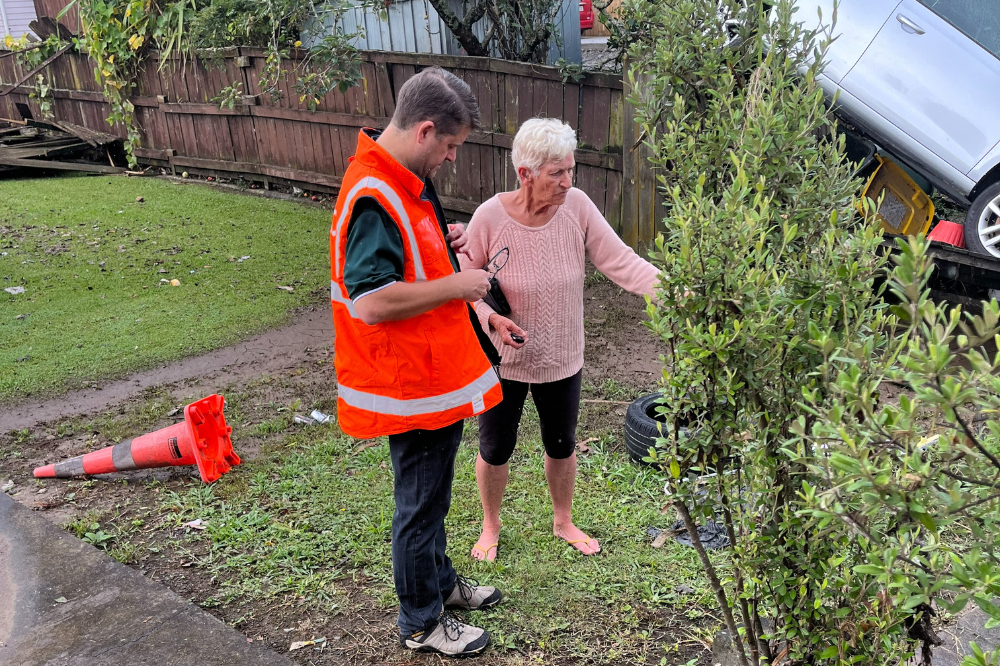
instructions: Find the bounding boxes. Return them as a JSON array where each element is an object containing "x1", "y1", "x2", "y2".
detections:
[{"x1": 0, "y1": 493, "x2": 294, "y2": 666}]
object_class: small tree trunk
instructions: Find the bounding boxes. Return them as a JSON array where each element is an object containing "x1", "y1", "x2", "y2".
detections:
[
  {"x1": 675, "y1": 500, "x2": 749, "y2": 666},
  {"x1": 718, "y1": 484, "x2": 759, "y2": 666},
  {"x1": 425, "y1": 0, "x2": 491, "y2": 57}
]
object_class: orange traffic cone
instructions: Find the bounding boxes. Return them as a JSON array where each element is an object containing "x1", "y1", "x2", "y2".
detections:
[{"x1": 34, "y1": 394, "x2": 240, "y2": 484}]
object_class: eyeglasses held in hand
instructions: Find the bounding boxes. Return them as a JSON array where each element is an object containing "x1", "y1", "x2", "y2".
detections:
[{"x1": 487, "y1": 247, "x2": 509, "y2": 278}]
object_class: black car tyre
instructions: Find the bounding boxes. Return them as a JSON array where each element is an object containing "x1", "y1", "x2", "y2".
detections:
[
  {"x1": 963, "y1": 181, "x2": 1000, "y2": 259},
  {"x1": 625, "y1": 393, "x2": 668, "y2": 465}
]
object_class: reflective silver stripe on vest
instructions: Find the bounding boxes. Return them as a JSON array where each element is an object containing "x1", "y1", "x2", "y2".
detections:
[
  {"x1": 331, "y1": 176, "x2": 427, "y2": 283},
  {"x1": 338, "y1": 368, "x2": 499, "y2": 417},
  {"x1": 330, "y1": 279, "x2": 359, "y2": 318}
]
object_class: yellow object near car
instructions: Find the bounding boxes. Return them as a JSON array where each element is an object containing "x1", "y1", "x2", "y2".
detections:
[{"x1": 859, "y1": 155, "x2": 935, "y2": 237}]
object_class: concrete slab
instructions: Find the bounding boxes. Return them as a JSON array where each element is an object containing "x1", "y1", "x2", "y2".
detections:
[
  {"x1": 933, "y1": 606, "x2": 1000, "y2": 666},
  {"x1": 0, "y1": 493, "x2": 294, "y2": 666}
]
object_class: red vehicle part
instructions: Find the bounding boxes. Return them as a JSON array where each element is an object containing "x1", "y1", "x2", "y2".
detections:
[{"x1": 580, "y1": 0, "x2": 594, "y2": 30}]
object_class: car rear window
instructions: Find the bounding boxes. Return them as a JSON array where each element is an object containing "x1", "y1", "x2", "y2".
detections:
[{"x1": 920, "y1": 0, "x2": 1000, "y2": 59}]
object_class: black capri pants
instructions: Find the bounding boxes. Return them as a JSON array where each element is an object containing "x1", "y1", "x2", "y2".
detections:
[{"x1": 478, "y1": 370, "x2": 582, "y2": 466}]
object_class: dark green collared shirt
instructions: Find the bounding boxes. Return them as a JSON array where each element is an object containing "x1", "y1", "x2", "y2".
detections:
[{"x1": 343, "y1": 178, "x2": 457, "y2": 302}]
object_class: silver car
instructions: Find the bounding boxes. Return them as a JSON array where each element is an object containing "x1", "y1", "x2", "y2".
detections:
[{"x1": 792, "y1": 0, "x2": 1000, "y2": 258}]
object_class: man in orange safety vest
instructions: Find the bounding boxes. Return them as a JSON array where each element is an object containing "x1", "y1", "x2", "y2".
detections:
[{"x1": 329, "y1": 67, "x2": 504, "y2": 657}]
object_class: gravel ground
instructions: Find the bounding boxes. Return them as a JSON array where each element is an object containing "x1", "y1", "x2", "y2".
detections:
[{"x1": 582, "y1": 39, "x2": 621, "y2": 73}]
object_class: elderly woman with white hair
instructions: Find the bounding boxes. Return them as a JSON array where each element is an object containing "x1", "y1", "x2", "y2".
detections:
[{"x1": 459, "y1": 118, "x2": 660, "y2": 561}]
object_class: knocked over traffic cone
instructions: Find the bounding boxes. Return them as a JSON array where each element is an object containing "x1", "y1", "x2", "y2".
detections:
[
  {"x1": 928, "y1": 220, "x2": 965, "y2": 248},
  {"x1": 34, "y1": 394, "x2": 240, "y2": 483}
]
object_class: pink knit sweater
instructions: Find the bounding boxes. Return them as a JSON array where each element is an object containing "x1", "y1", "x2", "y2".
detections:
[{"x1": 459, "y1": 187, "x2": 660, "y2": 384}]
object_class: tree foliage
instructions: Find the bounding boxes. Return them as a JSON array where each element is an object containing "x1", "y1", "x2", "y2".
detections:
[
  {"x1": 428, "y1": 0, "x2": 564, "y2": 63},
  {"x1": 45, "y1": 0, "x2": 379, "y2": 165},
  {"x1": 632, "y1": 0, "x2": 1000, "y2": 663}
]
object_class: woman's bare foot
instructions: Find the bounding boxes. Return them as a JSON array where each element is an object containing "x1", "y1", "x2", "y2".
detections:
[
  {"x1": 471, "y1": 524, "x2": 500, "y2": 562},
  {"x1": 554, "y1": 522, "x2": 601, "y2": 555}
]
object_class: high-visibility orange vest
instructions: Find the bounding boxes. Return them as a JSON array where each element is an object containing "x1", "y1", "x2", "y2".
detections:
[{"x1": 329, "y1": 129, "x2": 502, "y2": 439}]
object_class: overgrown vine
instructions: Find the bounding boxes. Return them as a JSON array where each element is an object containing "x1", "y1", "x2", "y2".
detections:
[
  {"x1": 5, "y1": 35, "x2": 66, "y2": 121},
  {"x1": 69, "y1": 0, "x2": 153, "y2": 165},
  {"x1": 37, "y1": 0, "x2": 382, "y2": 166}
]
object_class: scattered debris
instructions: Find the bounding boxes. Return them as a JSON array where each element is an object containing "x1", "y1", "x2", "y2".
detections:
[
  {"x1": 355, "y1": 440, "x2": 380, "y2": 454},
  {"x1": 54, "y1": 597, "x2": 68, "y2": 604},
  {"x1": 15, "y1": 313, "x2": 28, "y2": 319},
  {"x1": 170, "y1": 279, "x2": 180, "y2": 287},
  {"x1": 0, "y1": 118, "x2": 125, "y2": 174},
  {"x1": 651, "y1": 531, "x2": 670, "y2": 548},
  {"x1": 1, "y1": 480, "x2": 13, "y2": 493},
  {"x1": 576, "y1": 437, "x2": 597, "y2": 454},
  {"x1": 293, "y1": 414, "x2": 316, "y2": 426},
  {"x1": 291, "y1": 187, "x2": 303, "y2": 195},
  {"x1": 237, "y1": 255, "x2": 251, "y2": 263},
  {"x1": 674, "y1": 584, "x2": 695, "y2": 595},
  {"x1": 181, "y1": 171, "x2": 190, "y2": 178},
  {"x1": 135, "y1": 196, "x2": 144, "y2": 203},
  {"x1": 276, "y1": 285, "x2": 294, "y2": 293},
  {"x1": 289, "y1": 637, "x2": 326, "y2": 651},
  {"x1": 670, "y1": 518, "x2": 730, "y2": 550},
  {"x1": 166, "y1": 407, "x2": 181, "y2": 417},
  {"x1": 309, "y1": 409, "x2": 332, "y2": 424},
  {"x1": 180, "y1": 519, "x2": 208, "y2": 530},
  {"x1": 4, "y1": 286, "x2": 25, "y2": 295}
]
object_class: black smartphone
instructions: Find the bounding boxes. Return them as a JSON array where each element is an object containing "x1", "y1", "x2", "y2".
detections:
[{"x1": 510, "y1": 333, "x2": 524, "y2": 344}]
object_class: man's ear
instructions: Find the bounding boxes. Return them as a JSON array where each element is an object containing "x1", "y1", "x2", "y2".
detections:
[{"x1": 414, "y1": 121, "x2": 436, "y2": 145}]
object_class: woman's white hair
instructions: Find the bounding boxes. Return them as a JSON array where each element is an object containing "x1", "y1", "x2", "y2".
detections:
[{"x1": 511, "y1": 118, "x2": 577, "y2": 174}]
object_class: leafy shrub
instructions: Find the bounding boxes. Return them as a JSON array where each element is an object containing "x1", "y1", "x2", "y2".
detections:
[
  {"x1": 632, "y1": 0, "x2": 901, "y2": 662},
  {"x1": 634, "y1": 1, "x2": 1000, "y2": 664}
]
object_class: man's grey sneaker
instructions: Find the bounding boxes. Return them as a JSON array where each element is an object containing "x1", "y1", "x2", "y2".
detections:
[
  {"x1": 400, "y1": 613, "x2": 491, "y2": 657},
  {"x1": 444, "y1": 575, "x2": 503, "y2": 611}
]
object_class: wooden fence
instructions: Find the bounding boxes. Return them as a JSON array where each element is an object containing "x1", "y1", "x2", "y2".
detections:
[{"x1": 0, "y1": 47, "x2": 660, "y2": 248}]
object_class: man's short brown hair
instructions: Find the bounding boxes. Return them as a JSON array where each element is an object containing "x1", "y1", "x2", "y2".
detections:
[{"x1": 391, "y1": 67, "x2": 481, "y2": 136}]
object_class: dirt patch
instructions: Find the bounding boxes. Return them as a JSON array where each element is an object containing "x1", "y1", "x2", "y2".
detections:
[
  {"x1": 0, "y1": 306, "x2": 334, "y2": 434},
  {"x1": 2, "y1": 275, "x2": 663, "y2": 436}
]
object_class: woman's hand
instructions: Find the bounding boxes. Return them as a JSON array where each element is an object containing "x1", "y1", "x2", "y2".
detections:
[
  {"x1": 446, "y1": 223, "x2": 471, "y2": 257},
  {"x1": 488, "y1": 313, "x2": 528, "y2": 348}
]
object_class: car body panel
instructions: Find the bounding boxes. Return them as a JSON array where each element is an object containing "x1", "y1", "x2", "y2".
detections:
[
  {"x1": 791, "y1": 0, "x2": 1000, "y2": 201},
  {"x1": 825, "y1": 78, "x2": 976, "y2": 203},
  {"x1": 791, "y1": 0, "x2": 899, "y2": 83},
  {"x1": 839, "y1": 0, "x2": 1000, "y2": 180},
  {"x1": 971, "y1": 141, "x2": 1000, "y2": 189}
]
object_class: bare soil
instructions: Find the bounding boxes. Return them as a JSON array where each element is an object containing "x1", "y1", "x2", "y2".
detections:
[{"x1": 0, "y1": 279, "x2": 692, "y2": 665}]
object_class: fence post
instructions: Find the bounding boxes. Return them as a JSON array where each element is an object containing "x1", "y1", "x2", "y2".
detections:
[{"x1": 621, "y1": 65, "x2": 659, "y2": 252}]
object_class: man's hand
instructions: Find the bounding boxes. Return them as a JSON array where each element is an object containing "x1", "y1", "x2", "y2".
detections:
[
  {"x1": 488, "y1": 313, "x2": 528, "y2": 348},
  {"x1": 453, "y1": 269, "x2": 491, "y2": 302},
  {"x1": 446, "y1": 223, "x2": 470, "y2": 257}
]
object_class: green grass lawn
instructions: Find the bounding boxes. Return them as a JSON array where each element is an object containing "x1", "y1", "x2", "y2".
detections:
[
  {"x1": 160, "y1": 404, "x2": 714, "y2": 663},
  {"x1": 0, "y1": 175, "x2": 331, "y2": 401}
]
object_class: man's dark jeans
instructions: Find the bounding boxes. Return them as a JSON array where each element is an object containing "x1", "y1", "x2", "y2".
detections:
[{"x1": 387, "y1": 420, "x2": 463, "y2": 635}]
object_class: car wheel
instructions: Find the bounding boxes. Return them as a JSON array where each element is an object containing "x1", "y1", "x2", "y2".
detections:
[{"x1": 964, "y1": 181, "x2": 1000, "y2": 259}]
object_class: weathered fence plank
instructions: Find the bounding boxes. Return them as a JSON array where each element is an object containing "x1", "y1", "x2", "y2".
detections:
[{"x1": 0, "y1": 49, "x2": 661, "y2": 247}]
